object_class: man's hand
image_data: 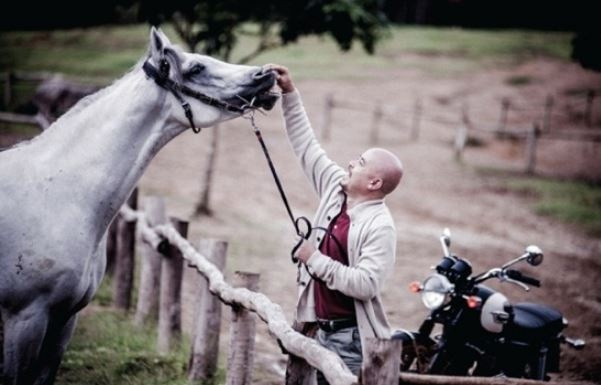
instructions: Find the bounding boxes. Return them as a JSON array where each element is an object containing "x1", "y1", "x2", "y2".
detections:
[
  {"x1": 295, "y1": 238, "x2": 316, "y2": 264},
  {"x1": 265, "y1": 64, "x2": 295, "y2": 94}
]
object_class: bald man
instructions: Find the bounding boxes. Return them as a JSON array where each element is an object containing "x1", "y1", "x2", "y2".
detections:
[{"x1": 271, "y1": 65, "x2": 403, "y2": 384}]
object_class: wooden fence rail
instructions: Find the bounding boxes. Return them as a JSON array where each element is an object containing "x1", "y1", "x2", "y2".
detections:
[
  {"x1": 114, "y1": 196, "x2": 589, "y2": 385},
  {"x1": 117, "y1": 203, "x2": 358, "y2": 385},
  {"x1": 320, "y1": 91, "x2": 600, "y2": 159}
]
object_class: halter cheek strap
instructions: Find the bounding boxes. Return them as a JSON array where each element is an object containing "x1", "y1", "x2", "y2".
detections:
[
  {"x1": 143, "y1": 59, "x2": 199, "y2": 133},
  {"x1": 143, "y1": 58, "x2": 251, "y2": 134}
]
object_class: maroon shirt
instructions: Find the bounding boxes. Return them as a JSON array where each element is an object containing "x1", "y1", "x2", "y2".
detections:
[{"x1": 314, "y1": 198, "x2": 355, "y2": 320}]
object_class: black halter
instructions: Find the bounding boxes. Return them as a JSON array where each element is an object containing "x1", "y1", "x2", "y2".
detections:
[{"x1": 142, "y1": 58, "x2": 247, "y2": 133}]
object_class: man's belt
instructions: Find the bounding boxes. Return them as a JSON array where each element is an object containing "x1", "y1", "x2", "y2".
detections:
[{"x1": 317, "y1": 318, "x2": 357, "y2": 333}]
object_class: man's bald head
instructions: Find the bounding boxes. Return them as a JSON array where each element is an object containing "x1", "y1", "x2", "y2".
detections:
[{"x1": 364, "y1": 148, "x2": 403, "y2": 196}]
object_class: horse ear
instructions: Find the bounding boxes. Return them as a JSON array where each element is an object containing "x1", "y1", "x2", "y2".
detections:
[{"x1": 149, "y1": 26, "x2": 172, "y2": 59}]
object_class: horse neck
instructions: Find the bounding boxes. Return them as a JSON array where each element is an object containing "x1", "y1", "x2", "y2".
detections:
[{"x1": 34, "y1": 69, "x2": 186, "y2": 233}]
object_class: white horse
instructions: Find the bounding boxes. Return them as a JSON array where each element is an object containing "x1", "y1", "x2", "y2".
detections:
[{"x1": 0, "y1": 27, "x2": 277, "y2": 385}]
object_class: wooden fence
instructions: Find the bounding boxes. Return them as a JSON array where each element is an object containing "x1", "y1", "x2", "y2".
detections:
[
  {"x1": 319, "y1": 90, "x2": 601, "y2": 174},
  {"x1": 105, "y1": 189, "x2": 587, "y2": 385}
]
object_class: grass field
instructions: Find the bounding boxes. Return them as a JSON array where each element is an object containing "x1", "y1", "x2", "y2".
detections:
[
  {"x1": 0, "y1": 24, "x2": 573, "y2": 82},
  {"x1": 505, "y1": 177, "x2": 601, "y2": 236}
]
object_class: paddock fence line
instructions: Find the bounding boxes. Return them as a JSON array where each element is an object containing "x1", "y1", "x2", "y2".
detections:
[
  {"x1": 106, "y1": 192, "x2": 590, "y2": 385},
  {"x1": 319, "y1": 91, "x2": 600, "y2": 174},
  {"x1": 116, "y1": 200, "x2": 358, "y2": 385}
]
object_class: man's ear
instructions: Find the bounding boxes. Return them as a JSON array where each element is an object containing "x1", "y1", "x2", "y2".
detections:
[
  {"x1": 149, "y1": 26, "x2": 172, "y2": 61},
  {"x1": 368, "y1": 178, "x2": 383, "y2": 191}
]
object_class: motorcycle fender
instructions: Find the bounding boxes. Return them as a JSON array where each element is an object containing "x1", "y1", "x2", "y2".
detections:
[
  {"x1": 392, "y1": 329, "x2": 436, "y2": 373},
  {"x1": 392, "y1": 330, "x2": 435, "y2": 345}
]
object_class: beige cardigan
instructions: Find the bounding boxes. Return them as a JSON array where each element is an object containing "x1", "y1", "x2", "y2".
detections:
[{"x1": 282, "y1": 90, "x2": 396, "y2": 347}]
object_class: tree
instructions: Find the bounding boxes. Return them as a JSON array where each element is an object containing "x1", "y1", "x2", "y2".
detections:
[
  {"x1": 139, "y1": 0, "x2": 388, "y2": 215},
  {"x1": 571, "y1": 31, "x2": 601, "y2": 72}
]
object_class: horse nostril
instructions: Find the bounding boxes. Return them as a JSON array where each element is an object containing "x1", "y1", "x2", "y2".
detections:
[{"x1": 253, "y1": 69, "x2": 272, "y2": 81}]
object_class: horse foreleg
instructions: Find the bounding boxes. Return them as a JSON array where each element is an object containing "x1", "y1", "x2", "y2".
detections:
[
  {"x1": 36, "y1": 314, "x2": 78, "y2": 385},
  {"x1": 2, "y1": 307, "x2": 49, "y2": 385}
]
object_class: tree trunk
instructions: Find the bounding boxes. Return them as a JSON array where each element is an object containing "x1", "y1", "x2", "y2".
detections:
[
  {"x1": 195, "y1": 126, "x2": 220, "y2": 216},
  {"x1": 157, "y1": 218, "x2": 188, "y2": 354},
  {"x1": 112, "y1": 188, "x2": 138, "y2": 311},
  {"x1": 134, "y1": 196, "x2": 167, "y2": 326}
]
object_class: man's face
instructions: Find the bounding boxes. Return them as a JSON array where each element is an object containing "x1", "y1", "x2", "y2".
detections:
[{"x1": 340, "y1": 150, "x2": 377, "y2": 194}]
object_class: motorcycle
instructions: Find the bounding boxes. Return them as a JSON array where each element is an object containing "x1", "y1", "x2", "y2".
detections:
[{"x1": 392, "y1": 228, "x2": 585, "y2": 380}]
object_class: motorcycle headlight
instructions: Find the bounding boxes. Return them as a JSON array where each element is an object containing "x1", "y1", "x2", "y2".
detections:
[{"x1": 421, "y1": 274, "x2": 454, "y2": 310}]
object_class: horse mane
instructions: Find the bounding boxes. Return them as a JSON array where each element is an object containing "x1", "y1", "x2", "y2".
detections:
[{"x1": 55, "y1": 55, "x2": 148, "y2": 123}]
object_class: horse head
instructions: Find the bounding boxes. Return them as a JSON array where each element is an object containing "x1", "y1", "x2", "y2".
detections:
[{"x1": 147, "y1": 27, "x2": 278, "y2": 131}]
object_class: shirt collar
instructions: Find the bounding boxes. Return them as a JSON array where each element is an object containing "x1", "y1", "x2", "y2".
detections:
[{"x1": 347, "y1": 198, "x2": 385, "y2": 220}]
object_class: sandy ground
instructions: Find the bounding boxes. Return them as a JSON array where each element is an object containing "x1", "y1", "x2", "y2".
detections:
[
  {"x1": 133, "y1": 55, "x2": 601, "y2": 383},
  {"x1": 3, "y1": 54, "x2": 601, "y2": 383}
]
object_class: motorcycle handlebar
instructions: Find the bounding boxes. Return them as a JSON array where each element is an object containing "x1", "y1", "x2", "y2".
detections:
[{"x1": 506, "y1": 269, "x2": 541, "y2": 287}]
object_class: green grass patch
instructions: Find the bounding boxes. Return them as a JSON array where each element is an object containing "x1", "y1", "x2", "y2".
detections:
[
  {"x1": 505, "y1": 75, "x2": 535, "y2": 86},
  {"x1": 505, "y1": 177, "x2": 601, "y2": 236},
  {"x1": 54, "y1": 277, "x2": 219, "y2": 385},
  {"x1": 0, "y1": 24, "x2": 575, "y2": 85}
]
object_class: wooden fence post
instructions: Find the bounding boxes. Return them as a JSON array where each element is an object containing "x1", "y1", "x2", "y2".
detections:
[
  {"x1": 112, "y1": 187, "x2": 138, "y2": 311},
  {"x1": 543, "y1": 95, "x2": 554, "y2": 132},
  {"x1": 411, "y1": 98, "x2": 422, "y2": 141},
  {"x1": 105, "y1": 218, "x2": 117, "y2": 277},
  {"x1": 370, "y1": 104, "x2": 383, "y2": 145},
  {"x1": 134, "y1": 196, "x2": 167, "y2": 326},
  {"x1": 188, "y1": 239, "x2": 228, "y2": 384},
  {"x1": 585, "y1": 89, "x2": 595, "y2": 127},
  {"x1": 226, "y1": 271, "x2": 260, "y2": 385},
  {"x1": 360, "y1": 338, "x2": 402, "y2": 385},
  {"x1": 3, "y1": 71, "x2": 12, "y2": 109},
  {"x1": 157, "y1": 217, "x2": 188, "y2": 354},
  {"x1": 321, "y1": 93, "x2": 334, "y2": 141},
  {"x1": 497, "y1": 97, "x2": 510, "y2": 138},
  {"x1": 454, "y1": 124, "x2": 468, "y2": 161},
  {"x1": 526, "y1": 123, "x2": 540, "y2": 174}
]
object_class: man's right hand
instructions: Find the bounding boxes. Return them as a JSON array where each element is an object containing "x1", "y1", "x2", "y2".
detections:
[{"x1": 266, "y1": 64, "x2": 295, "y2": 94}]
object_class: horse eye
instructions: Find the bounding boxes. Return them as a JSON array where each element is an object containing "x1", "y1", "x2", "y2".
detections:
[{"x1": 188, "y1": 64, "x2": 206, "y2": 76}]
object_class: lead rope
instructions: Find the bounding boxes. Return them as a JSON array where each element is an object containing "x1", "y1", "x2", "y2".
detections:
[
  {"x1": 242, "y1": 110, "x2": 313, "y2": 264},
  {"x1": 242, "y1": 109, "x2": 348, "y2": 286}
]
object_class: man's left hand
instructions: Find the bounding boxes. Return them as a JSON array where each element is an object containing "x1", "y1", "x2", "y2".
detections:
[{"x1": 295, "y1": 238, "x2": 316, "y2": 263}]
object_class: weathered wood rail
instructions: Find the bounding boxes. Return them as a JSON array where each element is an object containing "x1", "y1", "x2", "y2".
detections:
[{"x1": 108, "y1": 193, "x2": 591, "y2": 385}]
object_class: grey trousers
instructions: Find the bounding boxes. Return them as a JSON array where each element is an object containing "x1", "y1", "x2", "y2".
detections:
[{"x1": 315, "y1": 326, "x2": 362, "y2": 385}]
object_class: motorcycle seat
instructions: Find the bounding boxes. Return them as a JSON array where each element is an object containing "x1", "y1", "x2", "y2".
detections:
[{"x1": 506, "y1": 302, "x2": 564, "y2": 342}]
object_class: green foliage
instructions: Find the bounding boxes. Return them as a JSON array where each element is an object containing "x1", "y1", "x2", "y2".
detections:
[
  {"x1": 506, "y1": 178, "x2": 601, "y2": 236},
  {"x1": 141, "y1": 0, "x2": 387, "y2": 61},
  {"x1": 571, "y1": 32, "x2": 601, "y2": 72},
  {"x1": 0, "y1": 25, "x2": 574, "y2": 84}
]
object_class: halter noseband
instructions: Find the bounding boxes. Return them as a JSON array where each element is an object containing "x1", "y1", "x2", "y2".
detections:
[{"x1": 142, "y1": 58, "x2": 248, "y2": 134}]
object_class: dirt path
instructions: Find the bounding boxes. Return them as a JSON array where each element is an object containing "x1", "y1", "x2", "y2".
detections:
[{"x1": 135, "y1": 56, "x2": 601, "y2": 383}]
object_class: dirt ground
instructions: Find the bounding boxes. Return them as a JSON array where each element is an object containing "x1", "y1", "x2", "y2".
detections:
[
  {"x1": 4, "y1": 54, "x2": 601, "y2": 383},
  {"x1": 133, "y1": 55, "x2": 601, "y2": 384}
]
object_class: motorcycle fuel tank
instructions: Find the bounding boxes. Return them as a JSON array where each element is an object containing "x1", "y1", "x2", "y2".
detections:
[{"x1": 481, "y1": 292, "x2": 510, "y2": 333}]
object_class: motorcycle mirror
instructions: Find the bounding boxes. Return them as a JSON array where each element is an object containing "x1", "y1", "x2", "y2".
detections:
[
  {"x1": 443, "y1": 228, "x2": 451, "y2": 247},
  {"x1": 525, "y1": 245, "x2": 544, "y2": 266}
]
